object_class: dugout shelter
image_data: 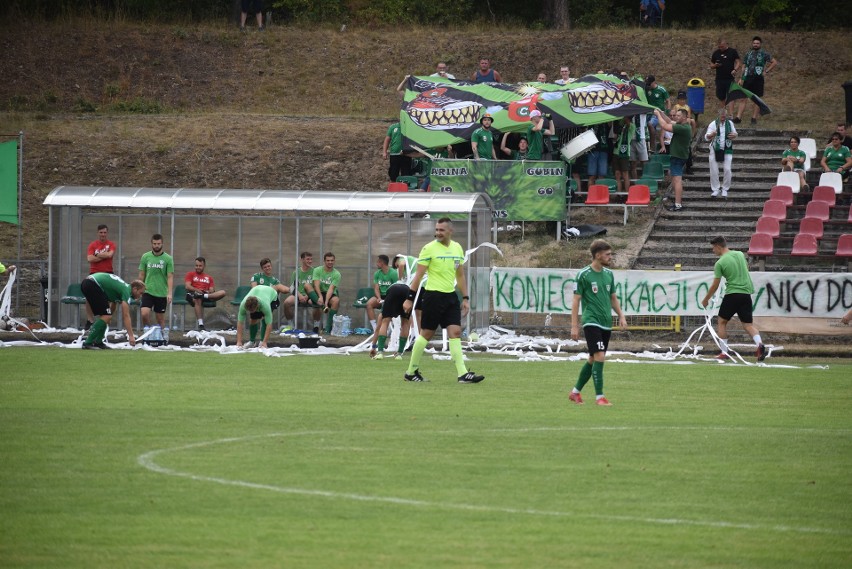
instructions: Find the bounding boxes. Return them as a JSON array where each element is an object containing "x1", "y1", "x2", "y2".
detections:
[{"x1": 43, "y1": 187, "x2": 493, "y2": 332}]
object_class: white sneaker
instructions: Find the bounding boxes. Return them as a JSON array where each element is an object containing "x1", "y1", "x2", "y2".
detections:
[{"x1": 710, "y1": 190, "x2": 720, "y2": 197}]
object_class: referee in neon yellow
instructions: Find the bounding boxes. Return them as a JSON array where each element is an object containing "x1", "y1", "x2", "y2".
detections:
[
  {"x1": 569, "y1": 239, "x2": 627, "y2": 406},
  {"x1": 402, "y1": 217, "x2": 484, "y2": 383}
]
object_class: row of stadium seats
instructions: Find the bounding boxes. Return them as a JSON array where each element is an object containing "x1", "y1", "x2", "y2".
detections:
[{"x1": 749, "y1": 171, "x2": 850, "y2": 260}]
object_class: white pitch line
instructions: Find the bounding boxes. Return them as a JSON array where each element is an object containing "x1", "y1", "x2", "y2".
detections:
[{"x1": 137, "y1": 429, "x2": 851, "y2": 536}]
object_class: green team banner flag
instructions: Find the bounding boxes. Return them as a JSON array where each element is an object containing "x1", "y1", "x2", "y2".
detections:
[
  {"x1": 400, "y1": 74, "x2": 656, "y2": 150},
  {"x1": 430, "y1": 159, "x2": 566, "y2": 221},
  {"x1": 725, "y1": 82, "x2": 771, "y2": 116},
  {"x1": 0, "y1": 140, "x2": 18, "y2": 225}
]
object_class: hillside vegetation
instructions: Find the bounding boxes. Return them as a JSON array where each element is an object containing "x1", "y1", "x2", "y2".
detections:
[{"x1": 1, "y1": 21, "x2": 850, "y2": 264}]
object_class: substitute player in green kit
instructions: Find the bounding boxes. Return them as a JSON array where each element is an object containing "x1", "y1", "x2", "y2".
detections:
[
  {"x1": 236, "y1": 284, "x2": 284, "y2": 349},
  {"x1": 80, "y1": 273, "x2": 146, "y2": 349},
  {"x1": 568, "y1": 240, "x2": 627, "y2": 406},
  {"x1": 402, "y1": 217, "x2": 484, "y2": 384}
]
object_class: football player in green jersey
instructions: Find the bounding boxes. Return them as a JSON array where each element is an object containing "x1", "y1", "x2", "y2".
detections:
[
  {"x1": 283, "y1": 251, "x2": 322, "y2": 332},
  {"x1": 81, "y1": 273, "x2": 146, "y2": 349},
  {"x1": 569, "y1": 240, "x2": 627, "y2": 406},
  {"x1": 366, "y1": 254, "x2": 399, "y2": 331}
]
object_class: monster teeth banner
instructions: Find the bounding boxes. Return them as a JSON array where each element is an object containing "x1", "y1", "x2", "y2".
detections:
[
  {"x1": 725, "y1": 82, "x2": 771, "y2": 116},
  {"x1": 400, "y1": 74, "x2": 656, "y2": 151}
]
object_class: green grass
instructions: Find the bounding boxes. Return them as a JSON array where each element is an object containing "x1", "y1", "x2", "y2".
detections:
[{"x1": 1, "y1": 348, "x2": 851, "y2": 568}]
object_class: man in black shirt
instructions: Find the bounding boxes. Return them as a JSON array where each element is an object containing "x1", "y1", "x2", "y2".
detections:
[{"x1": 710, "y1": 39, "x2": 741, "y2": 116}]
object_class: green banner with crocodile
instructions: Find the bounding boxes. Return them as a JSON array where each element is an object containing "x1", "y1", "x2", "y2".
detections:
[
  {"x1": 430, "y1": 159, "x2": 565, "y2": 221},
  {"x1": 400, "y1": 74, "x2": 655, "y2": 151}
]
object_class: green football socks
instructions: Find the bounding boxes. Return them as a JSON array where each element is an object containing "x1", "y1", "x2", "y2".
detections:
[
  {"x1": 377, "y1": 335, "x2": 387, "y2": 352},
  {"x1": 574, "y1": 361, "x2": 593, "y2": 392},
  {"x1": 85, "y1": 319, "x2": 107, "y2": 345},
  {"x1": 398, "y1": 336, "x2": 408, "y2": 354},
  {"x1": 592, "y1": 361, "x2": 605, "y2": 395},
  {"x1": 249, "y1": 322, "x2": 258, "y2": 342}
]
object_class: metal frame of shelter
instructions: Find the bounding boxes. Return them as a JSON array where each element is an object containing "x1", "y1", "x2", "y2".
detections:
[{"x1": 42, "y1": 187, "x2": 494, "y2": 333}]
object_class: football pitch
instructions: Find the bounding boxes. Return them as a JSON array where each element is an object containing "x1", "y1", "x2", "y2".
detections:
[{"x1": 1, "y1": 347, "x2": 850, "y2": 568}]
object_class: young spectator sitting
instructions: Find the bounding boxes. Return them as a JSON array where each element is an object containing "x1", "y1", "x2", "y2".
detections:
[{"x1": 780, "y1": 136, "x2": 809, "y2": 191}]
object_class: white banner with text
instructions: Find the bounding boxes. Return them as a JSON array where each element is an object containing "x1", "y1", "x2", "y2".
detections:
[{"x1": 491, "y1": 268, "x2": 852, "y2": 318}]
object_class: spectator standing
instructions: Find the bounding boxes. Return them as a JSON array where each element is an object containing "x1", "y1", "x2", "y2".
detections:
[
  {"x1": 735, "y1": 36, "x2": 778, "y2": 125},
  {"x1": 431, "y1": 62, "x2": 455, "y2": 79},
  {"x1": 472, "y1": 58, "x2": 502, "y2": 83},
  {"x1": 587, "y1": 122, "x2": 613, "y2": 187},
  {"x1": 710, "y1": 39, "x2": 741, "y2": 112},
  {"x1": 471, "y1": 114, "x2": 497, "y2": 160},
  {"x1": 701, "y1": 236, "x2": 767, "y2": 362},
  {"x1": 831, "y1": 123, "x2": 852, "y2": 150},
  {"x1": 644, "y1": 75, "x2": 670, "y2": 152},
  {"x1": 821, "y1": 133, "x2": 852, "y2": 180},
  {"x1": 80, "y1": 273, "x2": 145, "y2": 349},
  {"x1": 568, "y1": 239, "x2": 627, "y2": 406},
  {"x1": 554, "y1": 66, "x2": 574, "y2": 85},
  {"x1": 501, "y1": 134, "x2": 530, "y2": 160},
  {"x1": 630, "y1": 113, "x2": 650, "y2": 180},
  {"x1": 781, "y1": 136, "x2": 809, "y2": 191},
  {"x1": 655, "y1": 108, "x2": 692, "y2": 211},
  {"x1": 366, "y1": 255, "x2": 398, "y2": 331},
  {"x1": 613, "y1": 116, "x2": 634, "y2": 194},
  {"x1": 526, "y1": 110, "x2": 555, "y2": 160},
  {"x1": 240, "y1": 0, "x2": 264, "y2": 31},
  {"x1": 402, "y1": 218, "x2": 484, "y2": 384},
  {"x1": 312, "y1": 252, "x2": 341, "y2": 334},
  {"x1": 383, "y1": 121, "x2": 412, "y2": 183},
  {"x1": 184, "y1": 257, "x2": 227, "y2": 331},
  {"x1": 639, "y1": 0, "x2": 665, "y2": 27},
  {"x1": 283, "y1": 251, "x2": 322, "y2": 333},
  {"x1": 704, "y1": 108, "x2": 738, "y2": 198},
  {"x1": 536, "y1": 72, "x2": 547, "y2": 82},
  {"x1": 137, "y1": 233, "x2": 174, "y2": 332}
]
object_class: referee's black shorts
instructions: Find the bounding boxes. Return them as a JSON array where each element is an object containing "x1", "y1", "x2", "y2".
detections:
[
  {"x1": 420, "y1": 290, "x2": 461, "y2": 331},
  {"x1": 718, "y1": 293, "x2": 754, "y2": 324}
]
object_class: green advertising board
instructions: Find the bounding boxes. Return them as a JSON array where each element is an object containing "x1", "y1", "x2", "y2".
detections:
[{"x1": 429, "y1": 159, "x2": 566, "y2": 221}]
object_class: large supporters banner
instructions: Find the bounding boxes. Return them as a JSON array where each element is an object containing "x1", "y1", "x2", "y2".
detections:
[
  {"x1": 491, "y1": 268, "x2": 852, "y2": 318},
  {"x1": 430, "y1": 159, "x2": 566, "y2": 221},
  {"x1": 399, "y1": 74, "x2": 655, "y2": 150}
]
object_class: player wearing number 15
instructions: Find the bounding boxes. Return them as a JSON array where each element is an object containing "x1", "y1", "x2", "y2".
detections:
[{"x1": 569, "y1": 240, "x2": 627, "y2": 406}]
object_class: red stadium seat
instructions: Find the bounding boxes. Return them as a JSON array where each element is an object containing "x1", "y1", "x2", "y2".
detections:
[
  {"x1": 791, "y1": 234, "x2": 818, "y2": 256},
  {"x1": 755, "y1": 216, "x2": 780, "y2": 238},
  {"x1": 811, "y1": 186, "x2": 837, "y2": 207},
  {"x1": 747, "y1": 233, "x2": 774, "y2": 256},
  {"x1": 798, "y1": 217, "x2": 824, "y2": 239},
  {"x1": 836, "y1": 234, "x2": 852, "y2": 257},
  {"x1": 625, "y1": 185, "x2": 651, "y2": 205},
  {"x1": 585, "y1": 184, "x2": 610, "y2": 205},
  {"x1": 769, "y1": 185, "x2": 794, "y2": 207},
  {"x1": 761, "y1": 199, "x2": 787, "y2": 221},
  {"x1": 804, "y1": 200, "x2": 830, "y2": 221},
  {"x1": 387, "y1": 182, "x2": 408, "y2": 192}
]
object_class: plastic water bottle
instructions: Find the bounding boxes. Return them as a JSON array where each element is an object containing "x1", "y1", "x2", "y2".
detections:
[
  {"x1": 330, "y1": 314, "x2": 343, "y2": 336},
  {"x1": 341, "y1": 316, "x2": 351, "y2": 336},
  {"x1": 163, "y1": 327, "x2": 170, "y2": 343}
]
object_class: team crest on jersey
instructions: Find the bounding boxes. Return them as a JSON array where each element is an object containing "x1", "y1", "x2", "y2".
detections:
[{"x1": 591, "y1": 282, "x2": 599, "y2": 294}]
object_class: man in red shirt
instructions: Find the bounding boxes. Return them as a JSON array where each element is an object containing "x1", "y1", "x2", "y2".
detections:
[
  {"x1": 87, "y1": 224, "x2": 117, "y2": 274},
  {"x1": 184, "y1": 257, "x2": 226, "y2": 330},
  {"x1": 84, "y1": 224, "x2": 118, "y2": 329}
]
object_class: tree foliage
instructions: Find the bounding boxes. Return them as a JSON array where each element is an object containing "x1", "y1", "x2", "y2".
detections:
[{"x1": 2, "y1": 0, "x2": 848, "y2": 28}]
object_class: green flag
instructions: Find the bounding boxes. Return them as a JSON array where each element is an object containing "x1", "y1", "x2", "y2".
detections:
[
  {"x1": 725, "y1": 82, "x2": 771, "y2": 116},
  {"x1": 400, "y1": 74, "x2": 657, "y2": 151},
  {"x1": 0, "y1": 140, "x2": 18, "y2": 225}
]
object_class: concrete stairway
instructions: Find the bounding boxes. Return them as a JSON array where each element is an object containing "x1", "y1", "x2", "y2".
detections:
[{"x1": 633, "y1": 128, "x2": 791, "y2": 271}]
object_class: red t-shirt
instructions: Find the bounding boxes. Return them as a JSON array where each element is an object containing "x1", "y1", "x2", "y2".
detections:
[
  {"x1": 87, "y1": 239, "x2": 117, "y2": 274},
  {"x1": 185, "y1": 271, "x2": 215, "y2": 292}
]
